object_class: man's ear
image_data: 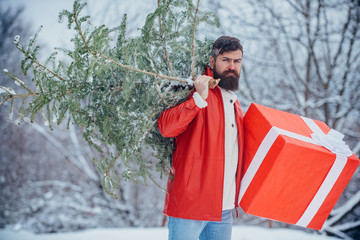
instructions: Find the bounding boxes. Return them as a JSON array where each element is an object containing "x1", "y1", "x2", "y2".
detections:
[{"x1": 209, "y1": 56, "x2": 215, "y2": 70}]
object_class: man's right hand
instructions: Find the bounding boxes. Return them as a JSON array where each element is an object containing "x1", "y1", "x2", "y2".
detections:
[{"x1": 194, "y1": 75, "x2": 212, "y2": 101}]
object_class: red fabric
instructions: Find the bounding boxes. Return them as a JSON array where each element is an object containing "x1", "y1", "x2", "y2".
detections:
[{"x1": 157, "y1": 67, "x2": 245, "y2": 221}]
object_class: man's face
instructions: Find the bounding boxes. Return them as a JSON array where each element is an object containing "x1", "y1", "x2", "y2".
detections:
[{"x1": 210, "y1": 50, "x2": 243, "y2": 91}]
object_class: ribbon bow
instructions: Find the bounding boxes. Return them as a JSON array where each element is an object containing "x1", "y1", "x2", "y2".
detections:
[{"x1": 309, "y1": 127, "x2": 352, "y2": 158}]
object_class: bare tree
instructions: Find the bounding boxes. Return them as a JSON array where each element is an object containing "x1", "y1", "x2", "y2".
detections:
[{"x1": 0, "y1": 1, "x2": 31, "y2": 77}]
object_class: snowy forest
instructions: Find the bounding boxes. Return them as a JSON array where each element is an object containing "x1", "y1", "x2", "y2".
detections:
[{"x1": 0, "y1": 0, "x2": 359, "y2": 239}]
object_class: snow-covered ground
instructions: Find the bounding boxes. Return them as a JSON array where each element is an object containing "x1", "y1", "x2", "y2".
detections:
[{"x1": 0, "y1": 226, "x2": 339, "y2": 240}]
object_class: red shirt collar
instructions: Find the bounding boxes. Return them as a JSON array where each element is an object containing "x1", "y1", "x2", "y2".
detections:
[{"x1": 203, "y1": 66, "x2": 213, "y2": 78}]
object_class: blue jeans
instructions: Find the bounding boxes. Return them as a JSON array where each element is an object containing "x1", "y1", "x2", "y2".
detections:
[{"x1": 168, "y1": 210, "x2": 233, "y2": 240}]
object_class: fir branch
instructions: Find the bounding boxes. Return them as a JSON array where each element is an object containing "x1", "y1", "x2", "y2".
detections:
[
  {"x1": 46, "y1": 102, "x2": 53, "y2": 130},
  {"x1": 140, "y1": 153, "x2": 166, "y2": 191},
  {"x1": 105, "y1": 152, "x2": 121, "y2": 177},
  {"x1": 164, "y1": 45, "x2": 173, "y2": 75},
  {"x1": 138, "y1": 117, "x2": 159, "y2": 145},
  {"x1": 0, "y1": 86, "x2": 15, "y2": 95},
  {"x1": 20, "y1": 101, "x2": 38, "y2": 123},
  {"x1": 57, "y1": 103, "x2": 70, "y2": 125},
  {"x1": 0, "y1": 92, "x2": 39, "y2": 99},
  {"x1": 34, "y1": 58, "x2": 66, "y2": 82},
  {"x1": 73, "y1": 8, "x2": 91, "y2": 51},
  {"x1": 0, "y1": 97, "x2": 11, "y2": 108},
  {"x1": 17, "y1": 96, "x2": 27, "y2": 120},
  {"x1": 31, "y1": 100, "x2": 46, "y2": 123},
  {"x1": 9, "y1": 97, "x2": 14, "y2": 119},
  {"x1": 103, "y1": 174, "x2": 119, "y2": 199},
  {"x1": 157, "y1": 0, "x2": 173, "y2": 75},
  {"x1": 0, "y1": 87, "x2": 77, "y2": 102},
  {"x1": 97, "y1": 53, "x2": 188, "y2": 83},
  {"x1": 16, "y1": 39, "x2": 67, "y2": 82},
  {"x1": 108, "y1": 87, "x2": 123, "y2": 98},
  {"x1": 151, "y1": 28, "x2": 162, "y2": 40},
  {"x1": 155, "y1": 77, "x2": 171, "y2": 106},
  {"x1": 71, "y1": 3, "x2": 188, "y2": 84},
  {"x1": 104, "y1": 114, "x2": 160, "y2": 184},
  {"x1": 191, "y1": 0, "x2": 201, "y2": 80},
  {"x1": 3, "y1": 71, "x2": 33, "y2": 93}
]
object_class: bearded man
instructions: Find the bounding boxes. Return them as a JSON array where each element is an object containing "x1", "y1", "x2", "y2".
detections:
[{"x1": 158, "y1": 36, "x2": 245, "y2": 240}]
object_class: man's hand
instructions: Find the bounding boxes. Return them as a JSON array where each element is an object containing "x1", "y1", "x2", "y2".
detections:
[{"x1": 194, "y1": 75, "x2": 212, "y2": 101}]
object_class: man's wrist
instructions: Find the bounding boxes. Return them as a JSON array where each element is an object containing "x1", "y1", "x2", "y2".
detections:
[{"x1": 193, "y1": 92, "x2": 208, "y2": 108}]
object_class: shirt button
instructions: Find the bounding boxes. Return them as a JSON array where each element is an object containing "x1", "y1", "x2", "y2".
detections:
[
  {"x1": 230, "y1": 100, "x2": 233, "y2": 103},
  {"x1": 232, "y1": 124, "x2": 235, "y2": 127}
]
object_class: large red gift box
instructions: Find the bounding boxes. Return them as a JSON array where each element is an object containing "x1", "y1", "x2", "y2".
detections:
[{"x1": 239, "y1": 103, "x2": 359, "y2": 230}]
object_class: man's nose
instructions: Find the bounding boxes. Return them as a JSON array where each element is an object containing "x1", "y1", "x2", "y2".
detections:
[{"x1": 227, "y1": 61, "x2": 235, "y2": 70}]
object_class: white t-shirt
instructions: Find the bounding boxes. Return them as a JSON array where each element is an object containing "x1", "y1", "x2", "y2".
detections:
[{"x1": 219, "y1": 87, "x2": 239, "y2": 210}]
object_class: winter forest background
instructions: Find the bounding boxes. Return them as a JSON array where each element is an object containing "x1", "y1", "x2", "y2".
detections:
[{"x1": 0, "y1": 0, "x2": 359, "y2": 239}]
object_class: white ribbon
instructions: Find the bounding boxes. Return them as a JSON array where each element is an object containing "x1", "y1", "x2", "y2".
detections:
[
  {"x1": 239, "y1": 116, "x2": 352, "y2": 228},
  {"x1": 302, "y1": 117, "x2": 352, "y2": 158}
]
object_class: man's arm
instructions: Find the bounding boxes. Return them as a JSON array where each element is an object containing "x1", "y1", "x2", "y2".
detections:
[{"x1": 157, "y1": 75, "x2": 211, "y2": 138}]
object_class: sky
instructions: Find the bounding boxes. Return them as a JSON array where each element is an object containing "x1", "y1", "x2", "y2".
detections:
[
  {"x1": 3, "y1": 0, "x2": 156, "y2": 51},
  {"x1": 3, "y1": 0, "x2": 75, "y2": 50}
]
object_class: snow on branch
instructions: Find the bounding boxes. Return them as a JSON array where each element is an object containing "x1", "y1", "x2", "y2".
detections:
[
  {"x1": 335, "y1": 220, "x2": 360, "y2": 232},
  {"x1": 328, "y1": 191, "x2": 360, "y2": 222},
  {"x1": 322, "y1": 190, "x2": 360, "y2": 238}
]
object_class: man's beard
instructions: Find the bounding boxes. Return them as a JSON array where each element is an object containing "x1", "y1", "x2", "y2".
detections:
[{"x1": 213, "y1": 66, "x2": 240, "y2": 91}]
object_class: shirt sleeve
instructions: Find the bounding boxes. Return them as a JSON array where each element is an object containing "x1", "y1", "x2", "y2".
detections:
[
  {"x1": 192, "y1": 92, "x2": 208, "y2": 108},
  {"x1": 157, "y1": 92, "x2": 203, "y2": 138}
]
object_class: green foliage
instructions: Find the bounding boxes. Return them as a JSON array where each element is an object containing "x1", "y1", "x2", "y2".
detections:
[{"x1": 0, "y1": 0, "x2": 219, "y2": 195}]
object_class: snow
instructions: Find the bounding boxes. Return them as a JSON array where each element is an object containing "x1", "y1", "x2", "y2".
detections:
[
  {"x1": 13, "y1": 35, "x2": 20, "y2": 44},
  {"x1": 0, "y1": 86, "x2": 16, "y2": 95},
  {"x1": 14, "y1": 77, "x2": 25, "y2": 87},
  {"x1": 0, "y1": 226, "x2": 338, "y2": 240}
]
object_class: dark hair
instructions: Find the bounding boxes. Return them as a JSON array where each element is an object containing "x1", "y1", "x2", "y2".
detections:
[{"x1": 211, "y1": 36, "x2": 243, "y2": 58}]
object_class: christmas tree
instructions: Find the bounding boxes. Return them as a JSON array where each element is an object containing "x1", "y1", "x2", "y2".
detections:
[{"x1": 0, "y1": 0, "x2": 219, "y2": 198}]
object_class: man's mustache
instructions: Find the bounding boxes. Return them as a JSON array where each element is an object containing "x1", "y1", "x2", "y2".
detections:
[{"x1": 223, "y1": 70, "x2": 239, "y2": 76}]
